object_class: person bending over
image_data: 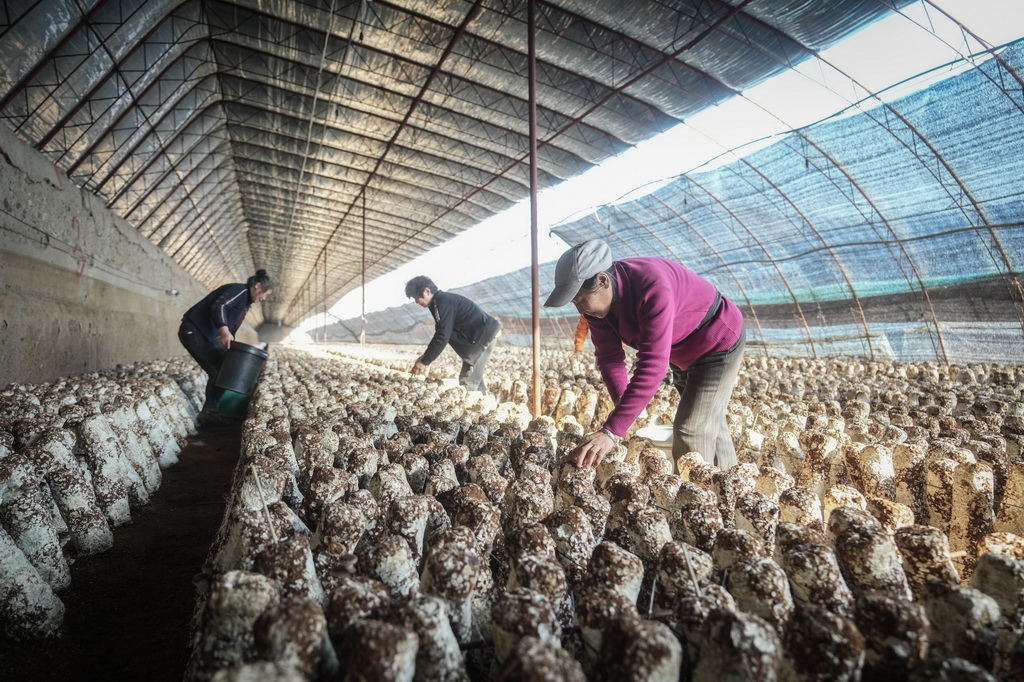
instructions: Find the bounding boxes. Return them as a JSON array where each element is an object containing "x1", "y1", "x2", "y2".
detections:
[
  {"x1": 178, "y1": 269, "x2": 273, "y2": 423},
  {"x1": 405, "y1": 276, "x2": 501, "y2": 394},
  {"x1": 544, "y1": 240, "x2": 745, "y2": 470}
]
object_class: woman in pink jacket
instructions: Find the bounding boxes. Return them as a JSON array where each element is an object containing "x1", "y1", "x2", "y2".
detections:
[{"x1": 545, "y1": 239, "x2": 745, "y2": 470}]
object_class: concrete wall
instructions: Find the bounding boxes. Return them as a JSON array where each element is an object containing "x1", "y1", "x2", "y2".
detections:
[{"x1": 0, "y1": 125, "x2": 256, "y2": 387}]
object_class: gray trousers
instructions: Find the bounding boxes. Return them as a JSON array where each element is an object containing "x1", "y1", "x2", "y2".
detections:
[
  {"x1": 458, "y1": 334, "x2": 498, "y2": 393},
  {"x1": 670, "y1": 326, "x2": 746, "y2": 469}
]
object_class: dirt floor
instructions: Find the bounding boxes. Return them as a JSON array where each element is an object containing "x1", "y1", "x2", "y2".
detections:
[{"x1": 0, "y1": 424, "x2": 241, "y2": 682}]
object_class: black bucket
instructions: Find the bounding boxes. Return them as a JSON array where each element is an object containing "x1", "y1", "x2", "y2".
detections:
[{"x1": 215, "y1": 341, "x2": 268, "y2": 395}]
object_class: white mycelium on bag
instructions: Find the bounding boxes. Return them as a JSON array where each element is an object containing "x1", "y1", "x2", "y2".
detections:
[
  {"x1": 27, "y1": 428, "x2": 112, "y2": 556},
  {"x1": 0, "y1": 359, "x2": 204, "y2": 639},
  {"x1": 894, "y1": 524, "x2": 961, "y2": 598}
]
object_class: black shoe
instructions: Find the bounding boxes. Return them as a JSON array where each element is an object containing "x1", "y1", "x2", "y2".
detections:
[{"x1": 198, "y1": 409, "x2": 231, "y2": 427}]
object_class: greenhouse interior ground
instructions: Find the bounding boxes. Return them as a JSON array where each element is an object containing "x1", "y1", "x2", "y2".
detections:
[
  {"x1": 2, "y1": 1, "x2": 1024, "y2": 681},
  {"x1": 3, "y1": 342, "x2": 1024, "y2": 681}
]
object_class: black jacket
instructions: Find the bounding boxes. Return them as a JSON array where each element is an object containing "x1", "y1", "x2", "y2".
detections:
[
  {"x1": 421, "y1": 290, "x2": 500, "y2": 364},
  {"x1": 182, "y1": 283, "x2": 252, "y2": 342}
]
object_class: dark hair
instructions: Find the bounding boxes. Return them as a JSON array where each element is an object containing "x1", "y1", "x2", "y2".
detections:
[
  {"x1": 580, "y1": 267, "x2": 616, "y2": 296},
  {"x1": 405, "y1": 275, "x2": 437, "y2": 299},
  {"x1": 247, "y1": 269, "x2": 274, "y2": 290}
]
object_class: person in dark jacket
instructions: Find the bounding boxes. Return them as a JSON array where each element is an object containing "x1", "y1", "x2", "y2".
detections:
[
  {"x1": 178, "y1": 269, "x2": 274, "y2": 422},
  {"x1": 405, "y1": 276, "x2": 501, "y2": 393}
]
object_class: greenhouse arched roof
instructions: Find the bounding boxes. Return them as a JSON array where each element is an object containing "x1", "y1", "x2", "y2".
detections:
[{"x1": 2, "y1": 0, "x2": 924, "y2": 326}]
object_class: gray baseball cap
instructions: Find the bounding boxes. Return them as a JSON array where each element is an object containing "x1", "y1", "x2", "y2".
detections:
[{"x1": 543, "y1": 239, "x2": 612, "y2": 307}]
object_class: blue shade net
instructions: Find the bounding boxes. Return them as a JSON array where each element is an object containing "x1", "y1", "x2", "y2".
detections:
[{"x1": 326, "y1": 40, "x2": 1024, "y2": 365}]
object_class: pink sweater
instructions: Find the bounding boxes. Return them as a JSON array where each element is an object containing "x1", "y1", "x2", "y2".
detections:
[{"x1": 587, "y1": 258, "x2": 743, "y2": 437}]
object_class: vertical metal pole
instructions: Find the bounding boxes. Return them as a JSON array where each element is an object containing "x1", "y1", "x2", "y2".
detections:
[
  {"x1": 322, "y1": 251, "x2": 328, "y2": 344},
  {"x1": 361, "y1": 192, "x2": 367, "y2": 348},
  {"x1": 528, "y1": 0, "x2": 541, "y2": 418}
]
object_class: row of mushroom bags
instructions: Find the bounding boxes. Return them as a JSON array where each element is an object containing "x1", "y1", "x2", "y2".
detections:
[
  {"x1": 183, "y1": 345, "x2": 1024, "y2": 681},
  {"x1": 2, "y1": 343, "x2": 1023, "y2": 678},
  {"x1": 0, "y1": 360, "x2": 207, "y2": 639}
]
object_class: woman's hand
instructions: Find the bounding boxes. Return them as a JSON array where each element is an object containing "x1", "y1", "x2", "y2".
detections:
[
  {"x1": 218, "y1": 327, "x2": 234, "y2": 349},
  {"x1": 571, "y1": 429, "x2": 616, "y2": 468},
  {"x1": 410, "y1": 359, "x2": 427, "y2": 376}
]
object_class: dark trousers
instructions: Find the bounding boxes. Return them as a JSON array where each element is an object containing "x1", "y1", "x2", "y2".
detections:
[
  {"x1": 458, "y1": 334, "x2": 498, "y2": 393},
  {"x1": 178, "y1": 320, "x2": 226, "y2": 412},
  {"x1": 670, "y1": 326, "x2": 746, "y2": 469}
]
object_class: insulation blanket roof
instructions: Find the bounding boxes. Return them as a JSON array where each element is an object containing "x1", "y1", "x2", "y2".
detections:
[{"x1": 1, "y1": 0, "x2": 916, "y2": 330}]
